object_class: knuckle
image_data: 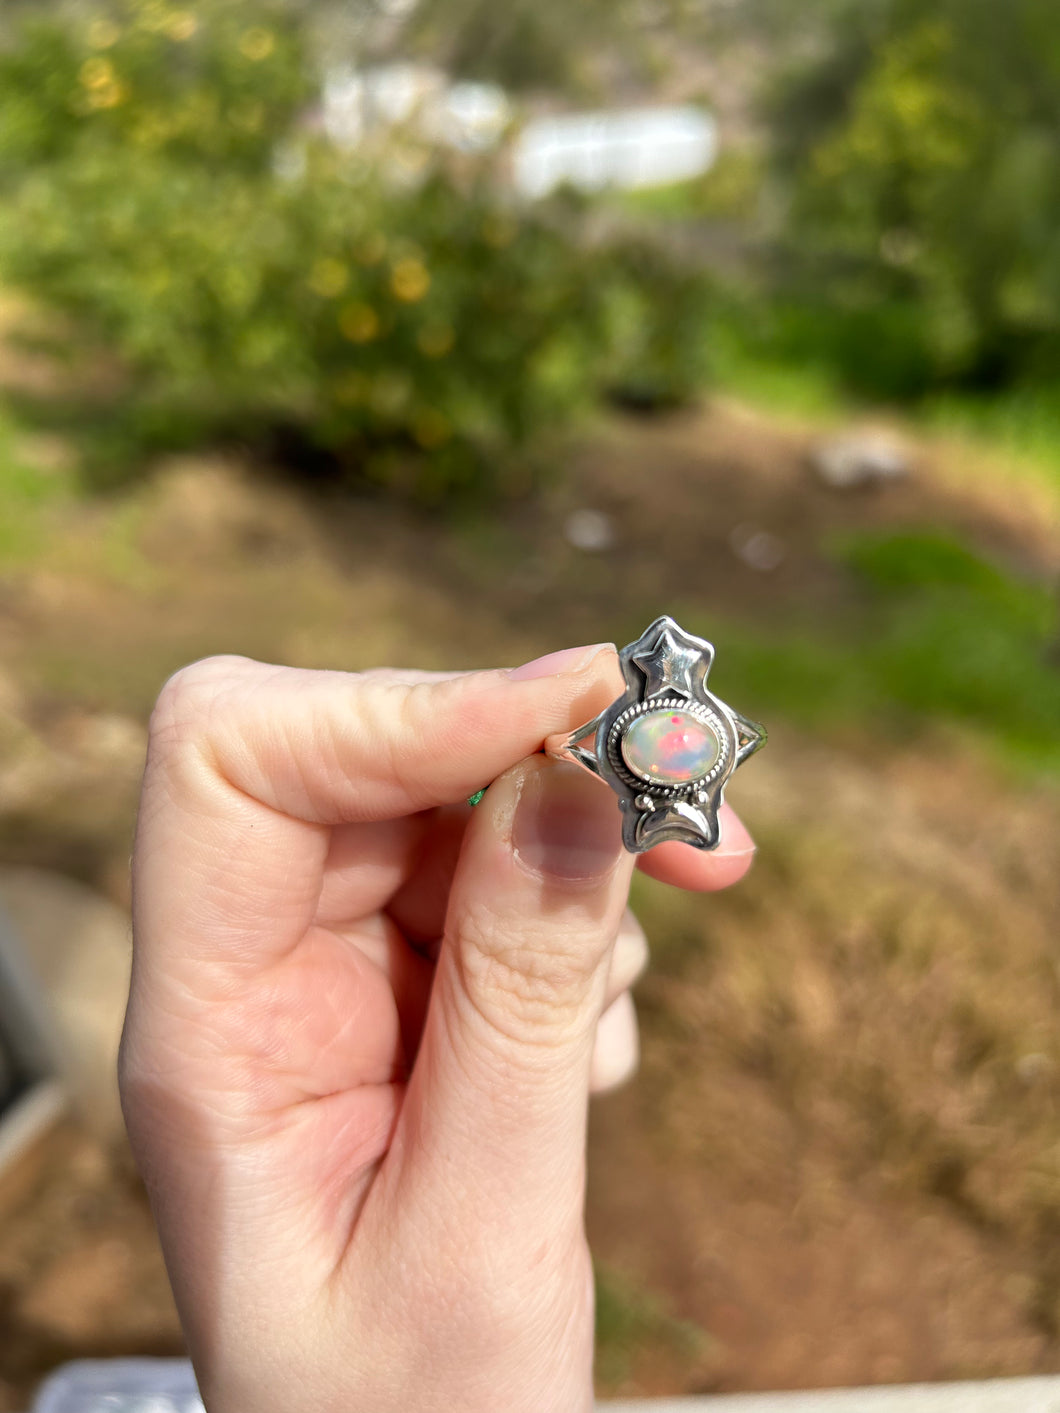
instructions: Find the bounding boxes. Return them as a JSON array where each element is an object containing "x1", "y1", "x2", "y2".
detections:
[
  {"x1": 452, "y1": 898, "x2": 609, "y2": 1043},
  {"x1": 148, "y1": 655, "x2": 256, "y2": 756},
  {"x1": 348, "y1": 677, "x2": 430, "y2": 807},
  {"x1": 390, "y1": 677, "x2": 474, "y2": 805},
  {"x1": 152, "y1": 656, "x2": 239, "y2": 730},
  {"x1": 386, "y1": 683, "x2": 429, "y2": 799}
]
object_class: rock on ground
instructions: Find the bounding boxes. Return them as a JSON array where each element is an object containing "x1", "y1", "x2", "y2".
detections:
[{"x1": 0, "y1": 870, "x2": 131, "y2": 1140}]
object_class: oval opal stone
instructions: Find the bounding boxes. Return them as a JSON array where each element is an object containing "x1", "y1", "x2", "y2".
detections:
[{"x1": 621, "y1": 708, "x2": 721, "y2": 786}]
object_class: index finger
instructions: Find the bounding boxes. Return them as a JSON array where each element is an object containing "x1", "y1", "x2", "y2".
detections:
[{"x1": 132, "y1": 646, "x2": 621, "y2": 975}]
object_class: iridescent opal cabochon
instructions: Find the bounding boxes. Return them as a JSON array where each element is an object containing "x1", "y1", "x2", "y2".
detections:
[{"x1": 620, "y1": 707, "x2": 722, "y2": 786}]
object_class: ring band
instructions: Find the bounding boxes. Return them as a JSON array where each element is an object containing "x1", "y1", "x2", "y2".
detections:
[{"x1": 544, "y1": 615, "x2": 766, "y2": 853}]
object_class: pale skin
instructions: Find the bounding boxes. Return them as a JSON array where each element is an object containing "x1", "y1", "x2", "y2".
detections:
[{"x1": 119, "y1": 643, "x2": 755, "y2": 1413}]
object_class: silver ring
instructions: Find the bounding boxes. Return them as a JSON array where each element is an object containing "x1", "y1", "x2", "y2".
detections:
[{"x1": 545, "y1": 616, "x2": 766, "y2": 854}]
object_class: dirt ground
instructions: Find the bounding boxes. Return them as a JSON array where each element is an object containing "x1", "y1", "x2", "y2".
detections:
[{"x1": 1, "y1": 397, "x2": 1059, "y2": 1405}]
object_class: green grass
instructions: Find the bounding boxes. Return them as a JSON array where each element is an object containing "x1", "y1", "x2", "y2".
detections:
[
  {"x1": 924, "y1": 387, "x2": 1060, "y2": 484},
  {"x1": 594, "y1": 1262, "x2": 712, "y2": 1388},
  {"x1": 0, "y1": 403, "x2": 76, "y2": 564},
  {"x1": 710, "y1": 332, "x2": 848, "y2": 422},
  {"x1": 717, "y1": 530, "x2": 1060, "y2": 774},
  {"x1": 711, "y1": 319, "x2": 1060, "y2": 497}
]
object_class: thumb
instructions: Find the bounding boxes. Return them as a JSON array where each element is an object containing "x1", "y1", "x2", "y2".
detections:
[{"x1": 387, "y1": 753, "x2": 634, "y2": 1233}]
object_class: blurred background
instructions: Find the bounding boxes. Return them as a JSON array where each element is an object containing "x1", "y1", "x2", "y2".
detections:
[{"x1": 0, "y1": 0, "x2": 1058, "y2": 1403}]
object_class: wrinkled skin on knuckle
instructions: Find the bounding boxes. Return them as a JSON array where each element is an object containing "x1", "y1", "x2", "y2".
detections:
[
  {"x1": 371, "y1": 681, "x2": 425, "y2": 801},
  {"x1": 450, "y1": 897, "x2": 611, "y2": 1043},
  {"x1": 381, "y1": 676, "x2": 480, "y2": 809},
  {"x1": 149, "y1": 655, "x2": 250, "y2": 753},
  {"x1": 141, "y1": 656, "x2": 273, "y2": 817}
]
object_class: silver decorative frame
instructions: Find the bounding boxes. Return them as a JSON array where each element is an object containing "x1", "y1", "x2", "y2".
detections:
[{"x1": 546, "y1": 616, "x2": 766, "y2": 853}]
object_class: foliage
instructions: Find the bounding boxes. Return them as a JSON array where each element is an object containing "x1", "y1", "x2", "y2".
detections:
[
  {"x1": 597, "y1": 236, "x2": 713, "y2": 410},
  {"x1": 0, "y1": 411, "x2": 75, "y2": 566},
  {"x1": 0, "y1": 0, "x2": 711, "y2": 500},
  {"x1": 722, "y1": 529, "x2": 1060, "y2": 769},
  {"x1": 612, "y1": 149, "x2": 766, "y2": 227},
  {"x1": 763, "y1": 0, "x2": 1060, "y2": 402},
  {"x1": 403, "y1": 0, "x2": 621, "y2": 93},
  {"x1": 924, "y1": 387, "x2": 1060, "y2": 486},
  {"x1": 593, "y1": 1262, "x2": 711, "y2": 1388},
  {"x1": 397, "y1": 0, "x2": 710, "y2": 97}
]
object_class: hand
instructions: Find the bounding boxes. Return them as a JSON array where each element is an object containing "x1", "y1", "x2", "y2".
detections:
[{"x1": 119, "y1": 646, "x2": 755, "y2": 1413}]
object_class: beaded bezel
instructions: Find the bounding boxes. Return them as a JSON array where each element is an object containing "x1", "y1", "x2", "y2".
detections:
[{"x1": 606, "y1": 696, "x2": 732, "y2": 798}]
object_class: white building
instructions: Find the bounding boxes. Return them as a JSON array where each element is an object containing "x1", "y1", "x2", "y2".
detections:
[{"x1": 322, "y1": 64, "x2": 718, "y2": 197}]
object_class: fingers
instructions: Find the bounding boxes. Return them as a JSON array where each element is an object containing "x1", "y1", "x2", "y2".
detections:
[
  {"x1": 132, "y1": 647, "x2": 621, "y2": 981},
  {"x1": 604, "y1": 909, "x2": 648, "y2": 1008},
  {"x1": 385, "y1": 804, "x2": 472, "y2": 951},
  {"x1": 590, "y1": 992, "x2": 639, "y2": 1094},
  {"x1": 331, "y1": 798, "x2": 755, "y2": 944},
  {"x1": 379, "y1": 755, "x2": 634, "y2": 1236},
  {"x1": 635, "y1": 802, "x2": 756, "y2": 890},
  {"x1": 315, "y1": 816, "x2": 430, "y2": 927},
  {"x1": 582, "y1": 805, "x2": 758, "y2": 1095},
  {"x1": 589, "y1": 914, "x2": 648, "y2": 1094},
  {"x1": 150, "y1": 646, "x2": 619, "y2": 826}
]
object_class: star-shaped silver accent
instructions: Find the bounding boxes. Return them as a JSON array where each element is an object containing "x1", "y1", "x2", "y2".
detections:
[{"x1": 631, "y1": 622, "x2": 714, "y2": 699}]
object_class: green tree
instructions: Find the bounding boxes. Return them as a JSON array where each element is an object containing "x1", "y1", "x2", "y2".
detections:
[
  {"x1": 0, "y1": 0, "x2": 713, "y2": 499},
  {"x1": 761, "y1": 0, "x2": 1060, "y2": 398}
]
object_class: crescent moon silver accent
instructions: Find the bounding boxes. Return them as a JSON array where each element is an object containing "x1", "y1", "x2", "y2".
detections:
[{"x1": 545, "y1": 616, "x2": 766, "y2": 853}]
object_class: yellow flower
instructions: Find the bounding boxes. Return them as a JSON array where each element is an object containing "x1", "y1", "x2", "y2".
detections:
[
  {"x1": 87, "y1": 82, "x2": 126, "y2": 110},
  {"x1": 80, "y1": 58, "x2": 127, "y2": 110},
  {"x1": 88, "y1": 19, "x2": 121, "y2": 49},
  {"x1": 166, "y1": 11, "x2": 198, "y2": 41},
  {"x1": 308, "y1": 259, "x2": 349, "y2": 298},
  {"x1": 416, "y1": 323, "x2": 454, "y2": 358},
  {"x1": 80, "y1": 57, "x2": 115, "y2": 90},
  {"x1": 239, "y1": 28, "x2": 276, "y2": 62},
  {"x1": 339, "y1": 303, "x2": 380, "y2": 343},
  {"x1": 412, "y1": 409, "x2": 452, "y2": 449},
  {"x1": 391, "y1": 258, "x2": 430, "y2": 303}
]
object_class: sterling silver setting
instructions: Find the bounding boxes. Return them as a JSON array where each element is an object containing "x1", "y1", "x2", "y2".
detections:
[{"x1": 546, "y1": 616, "x2": 766, "y2": 853}]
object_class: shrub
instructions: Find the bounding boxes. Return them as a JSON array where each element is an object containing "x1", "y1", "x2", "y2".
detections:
[
  {"x1": 0, "y1": 0, "x2": 713, "y2": 499},
  {"x1": 763, "y1": 0, "x2": 1060, "y2": 402}
]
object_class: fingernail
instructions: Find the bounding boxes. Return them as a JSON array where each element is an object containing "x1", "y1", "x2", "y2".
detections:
[
  {"x1": 718, "y1": 802, "x2": 756, "y2": 856},
  {"x1": 507, "y1": 643, "x2": 613, "y2": 682},
  {"x1": 512, "y1": 762, "x2": 623, "y2": 881}
]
